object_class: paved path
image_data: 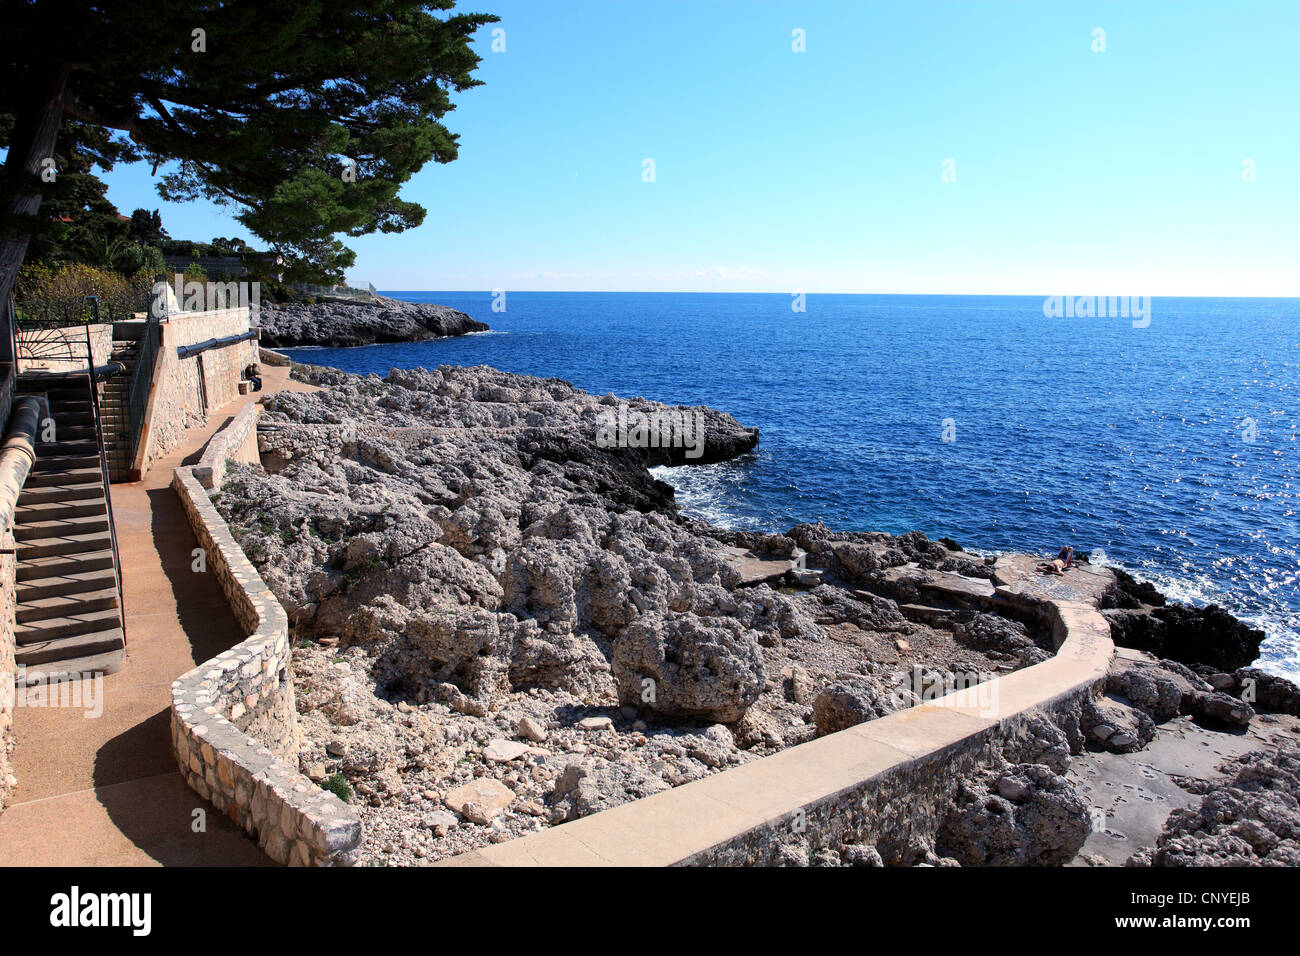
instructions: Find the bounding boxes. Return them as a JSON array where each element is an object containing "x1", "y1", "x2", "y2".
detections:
[{"x1": 0, "y1": 365, "x2": 310, "y2": 865}]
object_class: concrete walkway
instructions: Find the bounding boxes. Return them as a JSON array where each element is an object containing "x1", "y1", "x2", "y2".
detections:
[{"x1": 0, "y1": 365, "x2": 310, "y2": 865}]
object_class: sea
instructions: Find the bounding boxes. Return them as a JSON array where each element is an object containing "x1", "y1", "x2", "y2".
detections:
[{"x1": 280, "y1": 292, "x2": 1300, "y2": 682}]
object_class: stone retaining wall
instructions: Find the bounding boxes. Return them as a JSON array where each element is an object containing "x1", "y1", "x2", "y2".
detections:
[
  {"x1": 453, "y1": 582, "x2": 1114, "y2": 866},
  {"x1": 170, "y1": 463, "x2": 362, "y2": 865},
  {"x1": 0, "y1": 397, "x2": 41, "y2": 813},
  {"x1": 193, "y1": 404, "x2": 261, "y2": 490},
  {"x1": 258, "y1": 347, "x2": 291, "y2": 368}
]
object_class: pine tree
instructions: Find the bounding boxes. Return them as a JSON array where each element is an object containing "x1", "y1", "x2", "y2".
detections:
[{"x1": 0, "y1": 0, "x2": 496, "y2": 306}]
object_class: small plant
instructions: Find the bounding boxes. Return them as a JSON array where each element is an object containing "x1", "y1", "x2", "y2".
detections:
[{"x1": 321, "y1": 773, "x2": 352, "y2": 802}]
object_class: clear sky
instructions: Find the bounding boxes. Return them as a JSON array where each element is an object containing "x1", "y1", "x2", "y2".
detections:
[{"x1": 97, "y1": 1, "x2": 1299, "y2": 295}]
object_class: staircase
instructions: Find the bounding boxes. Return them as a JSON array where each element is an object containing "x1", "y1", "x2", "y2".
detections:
[
  {"x1": 100, "y1": 324, "x2": 143, "y2": 483},
  {"x1": 12, "y1": 374, "x2": 126, "y2": 683}
]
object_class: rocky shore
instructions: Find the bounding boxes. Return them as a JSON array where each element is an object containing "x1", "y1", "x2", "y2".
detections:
[
  {"x1": 257, "y1": 295, "x2": 488, "y2": 348},
  {"x1": 213, "y1": 360, "x2": 1300, "y2": 866}
]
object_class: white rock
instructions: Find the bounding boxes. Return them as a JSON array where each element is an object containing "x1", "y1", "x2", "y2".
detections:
[
  {"x1": 577, "y1": 716, "x2": 614, "y2": 731},
  {"x1": 484, "y1": 739, "x2": 531, "y2": 763},
  {"x1": 444, "y1": 776, "x2": 516, "y2": 824},
  {"x1": 517, "y1": 716, "x2": 549, "y2": 742}
]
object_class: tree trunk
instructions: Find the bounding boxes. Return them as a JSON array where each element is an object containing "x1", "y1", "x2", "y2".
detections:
[{"x1": 0, "y1": 63, "x2": 70, "y2": 311}]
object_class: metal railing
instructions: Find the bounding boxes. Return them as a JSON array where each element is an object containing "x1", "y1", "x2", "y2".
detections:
[
  {"x1": 124, "y1": 309, "x2": 162, "y2": 468},
  {"x1": 82, "y1": 299, "x2": 126, "y2": 639}
]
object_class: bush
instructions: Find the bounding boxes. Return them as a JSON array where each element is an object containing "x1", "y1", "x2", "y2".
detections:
[
  {"x1": 321, "y1": 773, "x2": 353, "y2": 802},
  {"x1": 15, "y1": 261, "x2": 155, "y2": 324}
]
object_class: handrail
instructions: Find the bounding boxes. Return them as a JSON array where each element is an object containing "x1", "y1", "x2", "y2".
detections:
[
  {"x1": 175, "y1": 328, "x2": 258, "y2": 360},
  {"x1": 124, "y1": 309, "x2": 161, "y2": 466},
  {"x1": 82, "y1": 309, "x2": 125, "y2": 641}
]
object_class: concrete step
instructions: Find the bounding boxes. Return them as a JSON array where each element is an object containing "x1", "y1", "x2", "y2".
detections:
[
  {"x1": 16, "y1": 607, "x2": 122, "y2": 645},
  {"x1": 18, "y1": 483, "x2": 105, "y2": 506},
  {"x1": 51, "y1": 413, "x2": 94, "y2": 428},
  {"x1": 15, "y1": 628, "x2": 125, "y2": 667},
  {"x1": 17, "y1": 567, "x2": 118, "y2": 602},
  {"x1": 16, "y1": 531, "x2": 112, "y2": 559},
  {"x1": 15, "y1": 496, "x2": 106, "y2": 523},
  {"x1": 47, "y1": 424, "x2": 96, "y2": 442},
  {"x1": 36, "y1": 439, "x2": 99, "y2": 456},
  {"x1": 14, "y1": 513, "x2": 109, "y2": 542},
  {"x1": 17, "y1": 587, "x2": 119, "y2": 624},
  {"x1": 32, "y1": 454, "x2": 101, "y2": 472},
  {"x1": 16, "y1": 647, "x2": 125, "y2": 686},
  {"x1": 17, "y1": 549, "x2": 116, "y2": 582},
  {"x1": 23, "y1": 467, "x2": 103, "y2": 488}
]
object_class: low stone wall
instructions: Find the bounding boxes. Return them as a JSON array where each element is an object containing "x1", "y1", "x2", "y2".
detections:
[
  {"x1": 170, "y1": 463, "x2": 362, "y2": 865},
  {"x1": 0, "y1": 396, "x2": 41, "y2": 813},
  {"x1": 136, "y1": 308, "x2": 260, "y2": 477},
  {"x1": 193, "y1": 404, "x2": 261, "y2": 490},
  {"x1": 258, "y1": 347, "x2": 291, "y2": 368},
  {"x1": 452, "y1": 584, "x2": 1114, "y2": 866}
]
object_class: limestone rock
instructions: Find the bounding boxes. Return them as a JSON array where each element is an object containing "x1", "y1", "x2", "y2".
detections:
[
  {"x1": 444, "y1": 778, "x2": 515, "y2": 824},
  {"x1": 812, "y1": 679, "x2": 899, "y2": 736},
  {"x1": 938, "y1": 763, "x2": 1090, "y2": 866}
]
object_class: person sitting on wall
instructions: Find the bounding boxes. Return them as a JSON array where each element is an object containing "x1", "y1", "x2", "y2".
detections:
[{"x1": 244, "y1": 362, "x2": 262, "y2": 392}]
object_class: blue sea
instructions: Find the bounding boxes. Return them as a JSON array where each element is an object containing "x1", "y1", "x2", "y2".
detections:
[{"x1": 282, "y1": 292, "x2": 1300, "y2": 682}]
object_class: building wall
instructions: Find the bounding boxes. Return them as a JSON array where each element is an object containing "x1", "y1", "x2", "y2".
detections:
[{"x1": 136, "y1": 308, "x2": 259, "y2": 477}]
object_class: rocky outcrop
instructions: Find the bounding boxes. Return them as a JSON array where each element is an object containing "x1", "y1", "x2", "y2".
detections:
[
  {"x1": 1130, "y1": 743, "x2": 1300, "y2": 866},
  {"x1": 258, "y1": 295, "x2": 488, "y2": 348},
  {"x1": 1102, "y1": 569, "x2": 1264, "y2": 671},
  {"x1": 937, "y1": 763, "x2": 1091, "y2": 866}
]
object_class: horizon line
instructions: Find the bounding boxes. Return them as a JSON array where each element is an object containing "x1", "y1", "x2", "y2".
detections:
[{"x1": 373, "y1": 289, "x2": 1300, "y2": 299}]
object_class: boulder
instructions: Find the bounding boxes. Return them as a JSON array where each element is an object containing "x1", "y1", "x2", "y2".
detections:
[{"x1": 938, "y1": 763, "x2": 1090, "y2": 866}]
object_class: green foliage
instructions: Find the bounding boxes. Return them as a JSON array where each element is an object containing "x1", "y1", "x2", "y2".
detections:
[
  {"x1": 321, "y1": 773, "x2": 353, "y2": 803},
  {"x1": 127, "y1": 209, "x2": 167, "y2": 246},
  {"x1": 15, "y1": 261, "x2": 154, "y2": 323},
  {"x1": 1, "y1": 2, "x2": 498, "y2": 284},
  {"x1": 1, "y1": 117, "x2": 140, "y2": 268}
]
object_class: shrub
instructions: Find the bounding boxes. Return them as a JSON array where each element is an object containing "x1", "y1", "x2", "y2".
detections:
[
  {"x1": 321, "y1": 773, "x2": 353, "y2": 802},
  {"x1": 14, "y1": 261, "x2": 155, "y2": 324}
]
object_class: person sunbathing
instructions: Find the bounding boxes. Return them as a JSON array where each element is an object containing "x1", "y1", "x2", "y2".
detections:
[{"x1": 1037, "y1": 546, "x2": 1074, "y2": 576}]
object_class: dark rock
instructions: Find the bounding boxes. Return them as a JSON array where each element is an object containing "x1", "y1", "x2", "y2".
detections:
[
  {"x1": 1134, "y1": 743, "x2": 1300, "y2": 866},
  {"x1": 812, "y1": 679, "x2": 900, "y2": 736},
  {"x1": 937, "y1": 763, "x2": 1090, "y2": 866},
  {"x1": 259, "y1": 295, "x2": 488, "y2": 347},
  {"x1": 1103, "y1": 602, "x2": 1264, "y2": 672}
]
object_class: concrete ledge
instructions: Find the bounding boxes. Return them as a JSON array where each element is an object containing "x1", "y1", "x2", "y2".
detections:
[
  {"x1": 455, "y1": 577, "x2": 1114, "y2": 867},
  {"x1": 194, "y1": 404, "x2": 261, "y2": 490},
  {"x1": 170, "y1": 463, "x2": 362, "y2": 866},
  {"x1": 258, "y1": 347, "x2": 291, "y2": 368}
]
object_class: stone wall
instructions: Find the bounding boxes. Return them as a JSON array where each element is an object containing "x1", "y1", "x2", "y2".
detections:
[
  {"x1": 258, "y1": 347, "x2": 292, "y2": 368},
  {"x1": 0, "y1": 397, "x2": 41, "y2": 813},
  {"x1": 193, "y1": 404, "x2": 261, "y2": 490},
  {"x1": 170, "y1": 463, "x2": 362, "y2": 865},
  {"x1": 454, "y1": 585, "x2": 1114, "y2": 866},
  {"x1": 136, "y1": 308, "x2": 260, "y2": 477},
  {"x1": 15, "y1": 322, "x2": 113, "y2": 375}
]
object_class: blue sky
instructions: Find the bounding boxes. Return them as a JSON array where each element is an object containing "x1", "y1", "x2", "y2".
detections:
[{"x1": 99, "y1": 1, "x2": 1299, "y2": 294}]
